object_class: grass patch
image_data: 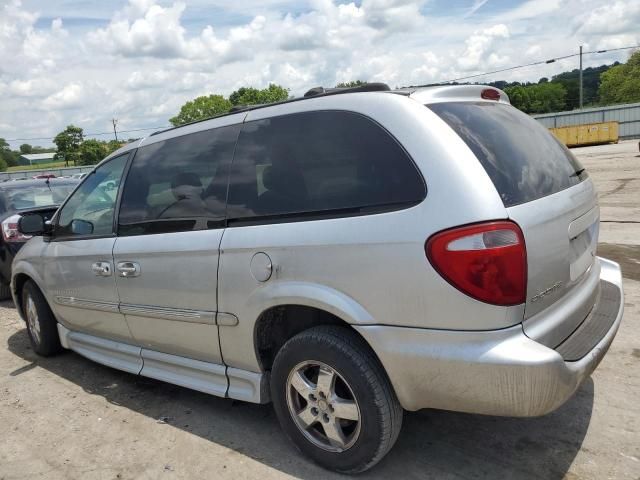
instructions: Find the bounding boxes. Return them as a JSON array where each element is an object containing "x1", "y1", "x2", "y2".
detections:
[{"x1": 7, "y1": 161, "x2": 69, "y2": 172}]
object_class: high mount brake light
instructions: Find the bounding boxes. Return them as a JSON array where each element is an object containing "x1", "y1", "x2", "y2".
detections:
[
  {"x1": 426, "y1": 221, "x2": 527, "y2": 306},
  {"x1": 481, "y1": 89, "x2": 501, "y2": 101}
]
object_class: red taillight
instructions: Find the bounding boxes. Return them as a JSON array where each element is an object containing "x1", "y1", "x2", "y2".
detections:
[
  {"x1": 426, "y1": 221, "x2": 527, "y2": 306},
  {"x1": 2, "y1": 214, "x2": 31, "y2": 243},
  {"x1": 481, "y1": 88, "x2": 501, "y2": 101}
]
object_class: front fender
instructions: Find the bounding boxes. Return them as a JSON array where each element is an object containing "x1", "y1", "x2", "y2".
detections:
[
  {"x1": 11, "y1": 259, "x2": 48, "y2": 320},
  {"x1": 10, "y1": 237, "x2": 50, "y2": 320}
]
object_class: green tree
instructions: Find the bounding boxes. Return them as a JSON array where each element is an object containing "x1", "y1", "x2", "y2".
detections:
[
  {"x1": 0, "y1": 138, "x2": 10, "y2": 171},
  {"x1": 505, "y1": 82, "x2": 566, "y2": 114},
  {"x1": 551, "y1": 63, "x2": 612, "y2": 109},
  {"x1": 229, "y1": 84, "x2": 289, "y2": 106},
  {"x1": 106, "y1": 140, "x2": 124, "y2": 154},
  {"x1": 169, "y1": 95, "x2": 232, "y2": 126},
  {"x1": 78, "y1": 139, "x2": 108, "y2": 166},
  {"x1": 504, "y1": 85, "x2": 531, "y2": 112},
  {"x1": 53, "y1": 125, "x2": 84, "y2": 166},
  {"x1": 19, "y1": 144, "x2": 32, "y2": 154},
  {"x1": 599, "y1": 51, "x2": 640, "y2": 105},
  {"x1": 335, "y1": 80, "x2": 368, "y2": 88},
  {"x1": 528, "y1": 82, "x2": 567, "y2": 113}
]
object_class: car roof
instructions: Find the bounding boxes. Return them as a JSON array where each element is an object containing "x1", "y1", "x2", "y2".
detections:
[{"x1": 102, "y1": 83, "x2": 510, "y2": 163}]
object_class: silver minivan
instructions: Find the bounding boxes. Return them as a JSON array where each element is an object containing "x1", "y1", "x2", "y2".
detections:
[{"x1": 12, "y1": 83, "x2": 624, "y2": 473}]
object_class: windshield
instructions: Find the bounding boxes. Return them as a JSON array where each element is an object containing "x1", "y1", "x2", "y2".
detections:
[
  {"x1": 1, "y1": 183, "x2": 77, "y2": 212},
  {"x1": 428, "y1": 102, "x2": 587, "y2": 207}
]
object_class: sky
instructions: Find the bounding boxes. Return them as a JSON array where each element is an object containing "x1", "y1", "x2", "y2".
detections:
[{"x1": 1, "y1": 0, "x2": 639, "y2": 148}]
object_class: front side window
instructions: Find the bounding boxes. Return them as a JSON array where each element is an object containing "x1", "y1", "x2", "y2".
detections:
[
  {"x1": 56, "y1": 154, "x2": 129, "y2": 237},
  {"x1": 226, "y1": 111, "x2": 425, "y2": 221},
  {"x1": 118, "y1": 124, "x2": 240, "y2": 236}
]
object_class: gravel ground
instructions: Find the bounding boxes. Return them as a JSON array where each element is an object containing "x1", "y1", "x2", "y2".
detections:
[{"x1": 0, "y1": 140, "x2": 638, "y2": 480}]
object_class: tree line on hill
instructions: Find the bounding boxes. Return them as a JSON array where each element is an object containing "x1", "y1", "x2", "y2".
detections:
[
  {"x1": 492, "y1": 50, "x2": 639, "y2": 113},
  {"x1": 1, "y1": 52, "x2": 637, "y2": 172}
]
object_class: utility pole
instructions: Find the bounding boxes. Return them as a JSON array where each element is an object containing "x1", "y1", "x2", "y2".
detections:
[
  {"x1": 579, "y1": 45, "x2": 583, "y2": 109},
  {"x1": 112, "y1": 118, "x2": 119, "y2": 142}
]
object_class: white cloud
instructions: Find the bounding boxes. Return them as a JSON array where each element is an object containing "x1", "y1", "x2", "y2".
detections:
[
  {"x1": 575, "y1": 1, "x2": 640, "y2": 35},
  {"x1": 362, "y1": 0, "x2": 425, "y2": 32},
  {"x1": 88, "y1": 2, "x2": 195, "y2": 58},
  {"x1": 0, "y1": 1, "x2": 69, "y2": 77},
  {"x1": 595, "y1": 34, "x2": 640, "y2": 51},
  {"x1": 8, "y1": 78, "x2": 57, "y2": 97},
  {"x1": 457, "y1": 24, "x2": 510, "y2": 71},
  {"x1": 43, "y1": 83, "x2": 86, "y2": 109}
]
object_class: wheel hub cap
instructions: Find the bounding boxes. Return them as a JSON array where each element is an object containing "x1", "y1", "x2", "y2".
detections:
[
  {"x1": 286, "y1": 361, "x2": 361, "y2": 453},
  {"x1": 25, "y1": 295, "x2": 41, "y2": 345}
]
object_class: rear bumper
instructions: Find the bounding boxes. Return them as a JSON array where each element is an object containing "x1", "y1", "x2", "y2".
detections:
[{"x1": 355, "y1": 257, "x2": 623, "y2": 416}]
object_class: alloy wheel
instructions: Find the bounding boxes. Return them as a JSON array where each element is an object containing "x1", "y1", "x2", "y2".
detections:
[{"x1": 286, "y1": 360, "x2": 361, "y2": 452}]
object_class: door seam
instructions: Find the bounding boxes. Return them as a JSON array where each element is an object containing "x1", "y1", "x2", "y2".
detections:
[
  {"x1": 111, "y1": 237, "x2": 139, "y2": 345},
  {"x1": 216, "y1": 227, "x2": 230, "y2": 397}
]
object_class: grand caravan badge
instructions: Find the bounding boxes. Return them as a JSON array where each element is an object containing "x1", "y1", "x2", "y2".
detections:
[{"x1": 531, "y1": 282, "x2": 563, "y2": 303}]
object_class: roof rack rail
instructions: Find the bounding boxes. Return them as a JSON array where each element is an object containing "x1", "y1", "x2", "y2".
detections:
[
  {"x1": 229, "y1": 103, "x2": 266, "y2": 113},
  {"x1": 148, "y1": 82, "x2": 393, "y2": 138},
  {"x1": 304, "y1": 82, "x2": 391, "y2": 98}
]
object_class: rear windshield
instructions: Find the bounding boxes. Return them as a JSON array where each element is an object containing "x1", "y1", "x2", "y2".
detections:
[
  {"x1": 0, "y1": 183, "x2": 76, "y2": 214},
  {"x1": 428, "y1": 102, "x2": 587, "y2": 207}
]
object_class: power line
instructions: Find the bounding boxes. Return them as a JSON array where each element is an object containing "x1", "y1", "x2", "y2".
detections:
[
  {"x1": 4, "y1": 125, "x2": 168, "y2": 143},
  {"x1": 433, "y1": 44, "x2": 639, "y2": 84}
]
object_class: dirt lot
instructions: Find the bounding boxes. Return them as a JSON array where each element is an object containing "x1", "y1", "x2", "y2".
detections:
[{"x1": 1, "y1": 141, "x2": 639, "y2": 480}]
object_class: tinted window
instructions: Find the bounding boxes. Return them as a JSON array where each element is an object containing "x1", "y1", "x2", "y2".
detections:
[
  {"x1": 56, "y1": 154, "x2": 128, "y2": 237},
  {"x1": 428, "y1": 102, "x2": 587, "y2": 207},
  {"x1": 227, "y1": 111, "x2": 425, "y2": 221},
  {"x1": 118, "y1": 125, "x2": 240, "y2": 235}
]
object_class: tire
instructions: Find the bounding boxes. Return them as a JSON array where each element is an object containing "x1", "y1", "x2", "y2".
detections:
[
  {"x1": 271, "y1": 325, "x2": 403, "y2": 473},
  {"x1": 22, "y1": 280, "x2": 62, "y2": 356},
  {"x1": 0, "y1": 283, "x2": 11, "y2": 301}
]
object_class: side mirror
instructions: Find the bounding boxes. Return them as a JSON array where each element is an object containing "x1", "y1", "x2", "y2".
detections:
[
  {"x1": 70, "y1": 219, "x2": 94, "y2": 235},
  {"x1": 18, "y1": 214, "x2": 45, "y2": 235}
]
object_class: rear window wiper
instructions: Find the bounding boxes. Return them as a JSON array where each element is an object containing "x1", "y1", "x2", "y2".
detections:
[{"x1": 571, "y1": 168, "x2": 586, "y2": 178}]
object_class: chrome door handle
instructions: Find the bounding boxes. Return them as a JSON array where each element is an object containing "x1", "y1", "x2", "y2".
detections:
[
  {"x1": 91, "y1": 262, "x2": 112, "y2": 277},
  {"x1": 117, "y1": 261, "x2": 141, "y2": 277}
]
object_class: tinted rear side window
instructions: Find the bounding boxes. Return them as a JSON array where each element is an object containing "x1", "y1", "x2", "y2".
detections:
[
  {"x1": 227, "y1": 111, "x2": 425, "y2": 222},
  {"x1": 428, "y1": 102, "x2": 587, "y2": 207},
  {"x1": 118, "y1": 124, "x2": 240, "y2": 235}
]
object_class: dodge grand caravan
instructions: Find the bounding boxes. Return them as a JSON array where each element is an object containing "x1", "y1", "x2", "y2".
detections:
[{"x1": 12, "y1": 83, "x2": 624, "y2": 473}]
